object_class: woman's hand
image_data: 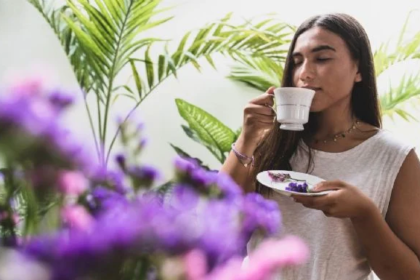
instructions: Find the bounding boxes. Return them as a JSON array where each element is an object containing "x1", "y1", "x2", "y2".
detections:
[
  {"x1": 292, "y1": 180, "x2": 377, "y2": 220},
  {"x1": 238, "y1": 86, "x2": 276, "y2": 150}
]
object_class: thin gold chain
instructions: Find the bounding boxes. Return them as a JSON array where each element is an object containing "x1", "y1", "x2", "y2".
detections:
[{"x1": 313, "y1": 120, "x2": 360, "y2": 144}]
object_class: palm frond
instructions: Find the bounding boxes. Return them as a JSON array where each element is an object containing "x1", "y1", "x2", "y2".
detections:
[
  {"x1": 27, "y1": 0, "x2": 100, "y2": 93},
  {"x1": 63, "y1": 0, "x2": 169, "y2": 83},
  {"x1": 128, "y1": 15, "x2": 292, "y2": 100},
  {"x1": 374, "y1": 11, "x2": 420, "y2": 76},
  {"x1": 107, "y1": 16, "x2": 293, "y2": 160},
  {"x1": 228, "y1": 56, "x2": 283, "y2": 91},
  {"x1": 380, "y1": 73, "x2": 420, "y2": 121}
]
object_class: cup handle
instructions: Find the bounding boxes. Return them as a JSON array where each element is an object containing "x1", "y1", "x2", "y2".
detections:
[
  {"x1": 266, "y1": 103, "x2": 277, "y2": 116},
  {"x1": 265, "y1": 103, "x2": 277, "y2": 123}
]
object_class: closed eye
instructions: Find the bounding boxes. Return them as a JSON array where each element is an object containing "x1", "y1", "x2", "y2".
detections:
[{"x1": 316, "y1": 58, "x2": 332, "y2": 62}]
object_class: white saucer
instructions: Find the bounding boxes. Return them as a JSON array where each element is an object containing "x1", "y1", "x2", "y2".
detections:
[{"x1": 256, "y1": 170, "x2": 334, "y2": 197}]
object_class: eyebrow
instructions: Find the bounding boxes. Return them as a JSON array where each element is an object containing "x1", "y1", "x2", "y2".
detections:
[{"x1": 292, "y1": 45, "x2": 336, "y2": 57}]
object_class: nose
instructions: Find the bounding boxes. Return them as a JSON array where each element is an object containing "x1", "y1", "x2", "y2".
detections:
[{"x1": 298, "y1": 60, "x2": 315, "y2": 82}]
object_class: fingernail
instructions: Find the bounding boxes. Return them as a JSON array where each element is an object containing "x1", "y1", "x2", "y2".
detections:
[
  {"x1": 290, "y1": 197, "x2": 296, "y2": 202},
  {"x1": 313, "y1": 183, "x2": 322, "y2": 191}
]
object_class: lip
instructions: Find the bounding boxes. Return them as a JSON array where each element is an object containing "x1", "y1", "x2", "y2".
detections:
[{"x1": 301, "y1": 86, "x2": 321, "y2": 91}]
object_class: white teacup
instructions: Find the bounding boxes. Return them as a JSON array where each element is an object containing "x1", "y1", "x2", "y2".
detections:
[{"x1": 273, "y1": 87, "x2": 315, "y2": 131}]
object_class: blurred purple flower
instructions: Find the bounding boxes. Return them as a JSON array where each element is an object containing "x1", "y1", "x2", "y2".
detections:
[
  {"x1": 0, "y1": 91, "x2": 93, "y2": 173},
  {"x1": 48, "y1": 91, "x2": 73, "y2": 111},
  {"x1": 169, "y1": 184, "x2": 200, "y2": 211},
  {"x1": 214, "y1": 172, "x2": 242, "y2": 199},
  {"x1": 23, "y1": 190, "x2": 264, "y2": 277},
  {"x1": 241, "y1": 193, "x2": 281, "y2": 238},
  {"x1": 190, "y1": 168, "x2": 216, "y2": 186},
  {"x1": 89, "y1": 186, "x2": 128, "y2": 213},
  {"x1": 115, "y1": 154, "x2": 126, "y2": 171},
  {"x1": 127, "y1": 165, "x2": 160, "y2": 189},
  {"x1": 90, "y1": 167, "x2": 127, "y2": 194},
  {"x1": 174, "y1": 156, "x2": 198, "y2": 173}
]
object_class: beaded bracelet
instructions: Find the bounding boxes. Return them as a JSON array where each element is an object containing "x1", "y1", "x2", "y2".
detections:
[{"x1": 231, "y1": 142, "x2": 254, "y2": 167}]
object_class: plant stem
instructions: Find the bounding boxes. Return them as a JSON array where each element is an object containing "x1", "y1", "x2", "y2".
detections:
[
  {"x1": 97, "y1": 94, "x2": 104, "y2": 165},
  {"x1": 104, "y1": 73, "x2": 174, "y2": 165},
  {"x1": 84, "y1": 97, "x2": 101, "y2": 161},
  {"x1": 102, "y1": 1, "x2": 135, "y2": 167}
]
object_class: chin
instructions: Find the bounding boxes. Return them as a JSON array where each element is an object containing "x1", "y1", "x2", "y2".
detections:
[
  {"x1": 309, "y1": 100, "x2": 327, "y2": 113},
  {"x1": 309, "y1": 106, "x2": 324, "y2": 113}
]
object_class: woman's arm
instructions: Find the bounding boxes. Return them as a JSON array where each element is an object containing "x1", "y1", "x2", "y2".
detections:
[
  {"x1": 220, "y1": 135, "x2": 257, "y2": 193},
  {"x1": 351, "y1": 150, "x2": 420, "y2": 280},
  {"x1": 220, "y1": 88, "x2": 276, "y2": 193}
]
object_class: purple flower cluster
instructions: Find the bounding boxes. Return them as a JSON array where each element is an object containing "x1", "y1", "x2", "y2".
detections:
[
  {"x1": 1, "y1": 81, "x2": 299, "y2": 280},
  {"x1": 127, "y1": 165, "x2": 161, "y2": 189},
  {"x1": 285, "y1": 182, "x2": 309, "y2": 193},
  {"x1": 0, "y1": 85, "x2": 93, "y2": 174},
  {"x1": 22, "y1": 170, "x2": 281, "y2": 279},
  {"x1": 241, "y1": 193, "x2": 281, "y2": 238},
  {"x1": 90, "y1": 167, "x2": 128, "y2": 194},
  {"x1": 174, "y1": 157, "x2": 242, "y2": 199}
]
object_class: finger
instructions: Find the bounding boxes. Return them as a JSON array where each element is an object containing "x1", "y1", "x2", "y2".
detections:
[
  {"x1": 255, "y1": 118, "x2": 276, "y2": 125},
  {"x1": 266, "y1": 86, "x2": 276, "y2": 95},
  {"x1": 245, "y1": 115, "x2": 276, "y2": 126},
  {"x1": 322, "y1": 210, "x2": 332, "y2": 217},
  {"x1": 250, "y1": 93, "x2": 275, "y2": 106},
  {"x1": 312, "y1": 180, "x2": 344, "y2": 192},
  {"x1": 244, "y1": 104, "x2": 276, "y2": 116},
  {"x1": 293, "y1": 195, "x2": 333, "y2": 209}
]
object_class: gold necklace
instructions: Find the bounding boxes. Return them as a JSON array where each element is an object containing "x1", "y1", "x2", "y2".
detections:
[{"x1": 313, "y1": 120, "x2": 360, "y2": 144}]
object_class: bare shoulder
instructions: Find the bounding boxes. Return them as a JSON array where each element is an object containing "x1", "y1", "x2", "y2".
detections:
[{"x1": 392, "y1": 149, "x2": 420, "y2": 192}]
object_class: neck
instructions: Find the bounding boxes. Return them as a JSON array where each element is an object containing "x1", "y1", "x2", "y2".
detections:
[{"x1": 312, "y1": 100, "x2": 355, "y2": 139}]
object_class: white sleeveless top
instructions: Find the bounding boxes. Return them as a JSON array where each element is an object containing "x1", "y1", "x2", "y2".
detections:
[{"x1": 247, "y1": 129, "x2": 414, "y2": 280}]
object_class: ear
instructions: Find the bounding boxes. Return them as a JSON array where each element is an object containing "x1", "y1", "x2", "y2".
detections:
[
  {"x1": 354, "y1": 61, "x2": 362, "y2": 83},
  {"x1": 355, "y1": 71, "x2": 362, "y2": 83}
]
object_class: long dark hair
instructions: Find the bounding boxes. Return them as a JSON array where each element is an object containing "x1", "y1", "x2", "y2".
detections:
[{"x1": 253, "y1": 13, "x2": 382, "y2": 196}]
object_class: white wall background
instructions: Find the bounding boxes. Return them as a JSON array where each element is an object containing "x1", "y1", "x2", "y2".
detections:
[{"x1": 0, "y1": 0, "x2": 419, "y2": 182}]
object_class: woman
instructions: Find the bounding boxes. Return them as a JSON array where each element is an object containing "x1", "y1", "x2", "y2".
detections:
[{"x1": 221, "y1": 13, "x2": 420, "y2": 280}]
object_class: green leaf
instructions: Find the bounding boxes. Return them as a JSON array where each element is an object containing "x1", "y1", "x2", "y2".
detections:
[
  {"x1": 102, "y1": 0, "x2": 124, "y2": 24},
  {"x1": 112, "y1": 93, "x2": 137, "y2": 105},
  {"x1": 228, "y1": 56, "x2": 282, "y2": 91},
  {"x1": 204, "y1": 54, "x2": 216, "y2": 70},
  {"x1": 63, "y1": 15, "x2": 111, "y2": 70},
  {"x1": 169, "y1": 143, "x2": 211, "y2": 171},
  {"x1": 173, "y1": 31, "x2": 191, "y2": 66},
  {"x1": 145, "y1": 46, "x2": 154, "y2": 89},
  {"x1": 78, "y1": 0, "x2": 116, "y2": 35},
  {"x1": 180, "y1": 125, "x2": 225, "y2": 164},
  {"x1": 374, "y1": 12, "x2": 420, "y2": 76},
  {"x1": 158, "y1": 54, "x2": 166, "y2": 81},
  {"x1": 380, "y1": 73, "x2": 420, "y2": 121},
  {"x1": 184, "y1": 51, "x2": 201, "y2": 72},
  {"x1": 153, "y1": 180, "x2": 175, "y2": 197},
  {"x1": 67, "y1": 0, "x2": 114, "y2": 51},
  {"x1": 130, "y1": 59, "x2": 143, "y2": 99},
  {"x1": 175, "y1": 98, "x2": 235, "y2": 153},
  {"x1": 165, "y1": 45, "x2": 178, "y2": 78},
  {"x1": 112, "y1": 85, "x2": 134, "y2": 95}
]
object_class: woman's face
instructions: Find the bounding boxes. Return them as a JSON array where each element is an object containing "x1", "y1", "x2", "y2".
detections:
[{"x1": 291, "y1": 27, "x2": 361, "y2": 112}]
